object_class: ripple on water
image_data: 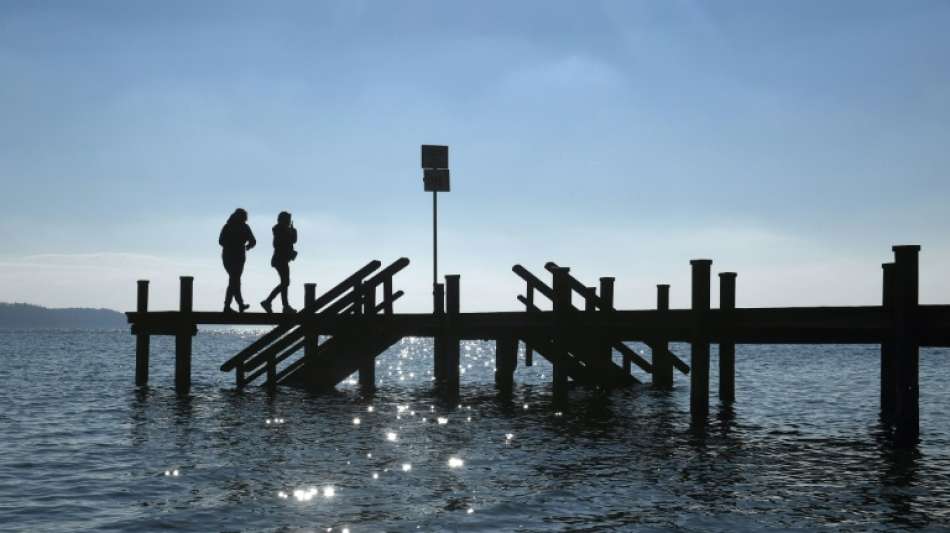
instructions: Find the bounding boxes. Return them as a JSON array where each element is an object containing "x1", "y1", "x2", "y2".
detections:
[{"x1": 0, "y1": 332, "x2": 948, "y2": 531}]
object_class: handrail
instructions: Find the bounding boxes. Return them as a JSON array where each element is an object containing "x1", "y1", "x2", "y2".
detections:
[
  {"x1": 240, "y1": 283, "x2": 404, "y2": 374},
  {"x1": 221, "y1": 259, "x2": 382, "y2": 371},
  {"x1": 511, "y1": 265, "x2": 554, "y2": 300},
  {"x1": 517, "y1": 294, "x2": 653, "y2": 374},
  {"x1": 544, "y1": 261, "x2": 689, "y2": 375},
  {"x1": 227, "y1": 258, "x2": 410, "y2": 375},
  {"x1": 544, "y1": 262, "x2": 613, "y2": 310}
]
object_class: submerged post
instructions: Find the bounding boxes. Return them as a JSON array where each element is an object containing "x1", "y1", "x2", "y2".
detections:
[
  {"x1": 524, "y1": 285, "x2": 534, "y2": 366},
  {"x1": 359, "y1": 283, "x2": 376, "y2": 390},
  {"x1": 552, "y1": 267, "x2": 571, "y2": 401},
  {"x1": 718, "y1": 272, "x2": 737, "y2": 404},
  {"x1": 690, "y1": 260, "x2": 712, "y2": 422},
  {"x1": 600, "y1": 277, "x2": 615, "y2": 368},
  {"x1": 892, "y1": 245, "x2": 920, "y2": 447},
  {"x1": 175, "y1": 276, "x2": 194, "y2": 393},
  {"x1": 444, "y1": 275, "x2": 461, "y2": 398},
  {"x1": 304, "y1": 283, "x2": 318, "y2": 360},
  {"x1": 135, "y1": 280, "x2": 150, "y2": 387},
  {"x1": 433, "y1": 282, "x2": 445, "y2": 382},
  {"x1": 495, "y1": 337, "x2": 517, "y2": 391},
  {"x1": 653, "y1": 284, "x2": 672, "y2": 388},
  {"x1": 881, "y1": 263, "x2": 896, "y2": 422}
]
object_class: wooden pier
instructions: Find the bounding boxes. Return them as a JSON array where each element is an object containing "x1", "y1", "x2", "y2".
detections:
[{"x1": 127, "y1": 245, "x2": 950, "y2": 447}]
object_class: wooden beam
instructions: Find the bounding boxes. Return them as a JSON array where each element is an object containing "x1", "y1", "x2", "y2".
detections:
[
  {"x1": 719, "y1": 272, "x2": 737, "y2": 404},
  {"x1": 443, "y1": 275, "x2": 461, "y2": 399},
  {"x1": 359, "y1": 281, "x2": 376, "y2": 390},
  {"x1": 652, "y1": 284, "x2": 673, "y2": 389},
  {"x1": 175, "y1": 276, "x2": 194, "y2": 393},
  {"x1": 893, "y1": 245, "x2": 920, "y2": 447},
  {"x1": 880, "y1": 263, "x2": 896, "y2": 422},
  {"x1": 690, "y1": 259, "x2": 712, "y2": 422},
  {"x1": 135, "y1": 280, "x2": 150, "y2": 387}
]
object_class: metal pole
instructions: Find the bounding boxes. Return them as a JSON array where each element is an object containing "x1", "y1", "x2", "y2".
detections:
[{"x1": 433, "y1": 191, "x2": 438, "y2": 287}]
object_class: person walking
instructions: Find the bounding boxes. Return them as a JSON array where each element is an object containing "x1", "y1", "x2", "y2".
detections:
[
  {"x1": 219, "y1": 208, "x2": 256, "y2": 312},
  {"x1": 261, "y1": 211, "x2": 298, "y2": 313}
]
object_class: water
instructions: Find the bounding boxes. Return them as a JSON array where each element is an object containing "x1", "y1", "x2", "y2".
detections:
[{"x1": 1, "y1": 330, "x2": 949, "y2": 532}]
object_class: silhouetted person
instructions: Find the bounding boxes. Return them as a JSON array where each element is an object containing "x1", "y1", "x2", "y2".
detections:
[
  {"x1": 261, "y1": 211, "x2": 298, "y2": 313},
  {"x1": 219, "y1": 208, "x2": 256, "y2": 312}
]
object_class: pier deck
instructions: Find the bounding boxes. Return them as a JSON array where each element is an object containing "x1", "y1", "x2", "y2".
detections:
[
  {"x1": 126, "y1": 245, "x2": 948, "y2": 447},
  {"x1": 128, "y1": 306, "x2": 950, "y2": 346}
]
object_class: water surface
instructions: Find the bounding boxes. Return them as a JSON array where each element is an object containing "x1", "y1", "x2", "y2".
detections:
[{"x1": 1, "y1": 330, "x2": 948, "y2": 531}]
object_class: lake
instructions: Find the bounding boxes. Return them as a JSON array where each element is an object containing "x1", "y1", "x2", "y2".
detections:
[{"x1": 1, "y1": 329, "x2": 948, "y2": 531}]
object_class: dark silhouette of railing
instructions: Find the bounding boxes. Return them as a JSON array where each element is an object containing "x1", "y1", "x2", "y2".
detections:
[
  {"x1": 219, "y1": 258, "x2": 409, "y2": 388},
  {"x1": 542, "y1": 261, "x2": 691, "y2": 377},
  {"x1": 510, "y1": 263, "x2": 638, "y2": 389}
]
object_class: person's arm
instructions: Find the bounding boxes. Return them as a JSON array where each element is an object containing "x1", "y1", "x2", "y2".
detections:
[
  {"x1": 290, "y1": 227, "x2": 297, "y2": 244},
  {"x1": 218, "y1": 226, "x2": 226, "y2": 247},
  {"x1": 245, "y1": 225, "x2": 256, "y2": 250}
]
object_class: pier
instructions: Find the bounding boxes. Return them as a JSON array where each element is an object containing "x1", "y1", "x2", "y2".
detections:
[{"x1": 127, "y1": 245, "x2": 950, "y2": 447}]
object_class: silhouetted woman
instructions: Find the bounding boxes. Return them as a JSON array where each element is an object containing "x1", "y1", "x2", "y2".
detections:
[
  {"x1": 261, "y1": 211, "x2": 298, "y2": 313},
  {"x1": 219, "y1": 208, "x2": 256, "y2": 312}
]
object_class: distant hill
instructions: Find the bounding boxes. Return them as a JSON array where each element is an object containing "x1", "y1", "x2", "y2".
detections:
[{"x1": 0, "y1": 303, "x2": 126, "y2": 329}]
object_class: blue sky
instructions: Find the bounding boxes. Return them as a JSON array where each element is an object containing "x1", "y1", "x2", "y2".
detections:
[{"x1": 1, "y1": 1, "x2": 948, "y2": 311}]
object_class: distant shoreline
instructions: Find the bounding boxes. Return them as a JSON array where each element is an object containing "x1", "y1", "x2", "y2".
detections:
[{"x1": 0, "y1": 303, "x2": 126, "y2": 329}]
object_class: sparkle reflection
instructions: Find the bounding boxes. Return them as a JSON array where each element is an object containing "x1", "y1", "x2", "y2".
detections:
[
  {"x1": 448, "y1": 457, "x2": 464, "y2": 468},
  {"x1": 401, "y1": 463, "x2": 412, "y2": 472},
  {"x1": 386, "y1": 432, "x2": 398, "y2": 441}
]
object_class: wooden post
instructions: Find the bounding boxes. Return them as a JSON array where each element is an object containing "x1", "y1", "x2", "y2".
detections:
[
  {"x1": 495, "y1": 337, "x2": 517, "y2": 391},
  {"x1": 444, "y1": 275, "x2": 461, "y2": 398},
  {"x1": 892, "y1": 245, "x2": 920, "y2": 447},
  {"x1": 524, "y1": 285, "x2": 534, "y2": 366},
  {"x1": 690, "y1": 260, "x2": 712, "y2": 422},
  {"x1": 718, "y1": 272, "x2": 737, "y2": 404},
  {"x1": 653, "y1": 284, "x2": 672, "y2": 388},
  {"x1": 304, "y1": 283, "x2": 318, "y2": 361},
  {"x1": 135, "y1": 280, "x2": 150, "y2": 387},
  {"x1": 359, "y1": 282, "x2": 376, "y2": 390},
  {"x1": 881, "y1": 262, "x2": 896, "y2": 422},
  {"x1": 433, "y1": 282, "x2": 445, "y2": 383},
  {"x1": 383, "y1": 278, "x2": 394, "y2": 314},
  {"x1": 552, "y1": 267, "x2": 571, "y2": 402},
  {"x1": 599, "y1": 277, "x2": 615, "y2": 368},
  {"x1": 175, "y1": 276, "x2": 194, "y2": 393}
]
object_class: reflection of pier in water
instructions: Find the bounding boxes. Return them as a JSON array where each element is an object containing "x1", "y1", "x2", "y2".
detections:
[{"x1": 127, "y1": 245, "x2": 949, "y2": 447}]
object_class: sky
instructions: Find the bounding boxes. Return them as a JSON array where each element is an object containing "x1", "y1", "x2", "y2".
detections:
[{"x1": 1, "y1": 0, "x2": 948, "y2": 312}]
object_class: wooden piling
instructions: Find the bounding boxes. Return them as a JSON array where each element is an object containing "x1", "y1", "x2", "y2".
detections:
[
  {"x1": 135, "y1": 280, "x2": 150, "y2": 387},
  {"x1": 524, "y1": 285, "x2": 534, "y2": 366},
  {"x1": 495, "y1": 337, "x2": 517, "y2": 390},
  {"x1": 880, "y1": 263, "x2": 896, "y2": 422},
  {"x1": 718, "y1": 272, "x2": 737, "y2": 404},
  {"x1": 175, "y1": 276, "x2": 194, "y2": 393},
  {"x1": 600, "y1": 277, "x2": 615, "y2": 368},
  {"x1": 653, "y1": 284, "x2": 673, "y2": 388},
  {"x1": 433, "y1": 282, "x2": 445, "y2": 383},
  {"x1": 304, "y1": 284, "x2": 318, "y2": 361},
  {"x1": 690, "y1": 260, "x2": 712, "y2": 421},
  {"x1": 552, "y1": 267, "x2": 571, "y2": 401},
  {"x1": 444, "y1": 275, "x2": 461, "y2": 398},
  {"x1": 892, "y1": 245, "x2": 920, "y2": 447},
  {"x1": 359, "y1": 282, "x2": 376, "y2": 390}
]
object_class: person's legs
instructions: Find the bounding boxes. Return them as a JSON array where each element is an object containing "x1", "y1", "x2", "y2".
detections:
[
  {"x1": 277, "y1": 263, "x2": 291, "y2": 309},
  {"x1": 223, "y1": 259, "x2": 234, "y2": 310},
  {"x1": 263, "y1": 262, "x2": 287, "y2": 312},
  {"x1": 231, "y1": 261, "x2": 247, "y2": 309}
]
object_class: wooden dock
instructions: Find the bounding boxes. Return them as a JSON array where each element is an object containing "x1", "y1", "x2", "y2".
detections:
[{"x1": 127, "y1": 245, "x2": 949, "y2": 447}]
